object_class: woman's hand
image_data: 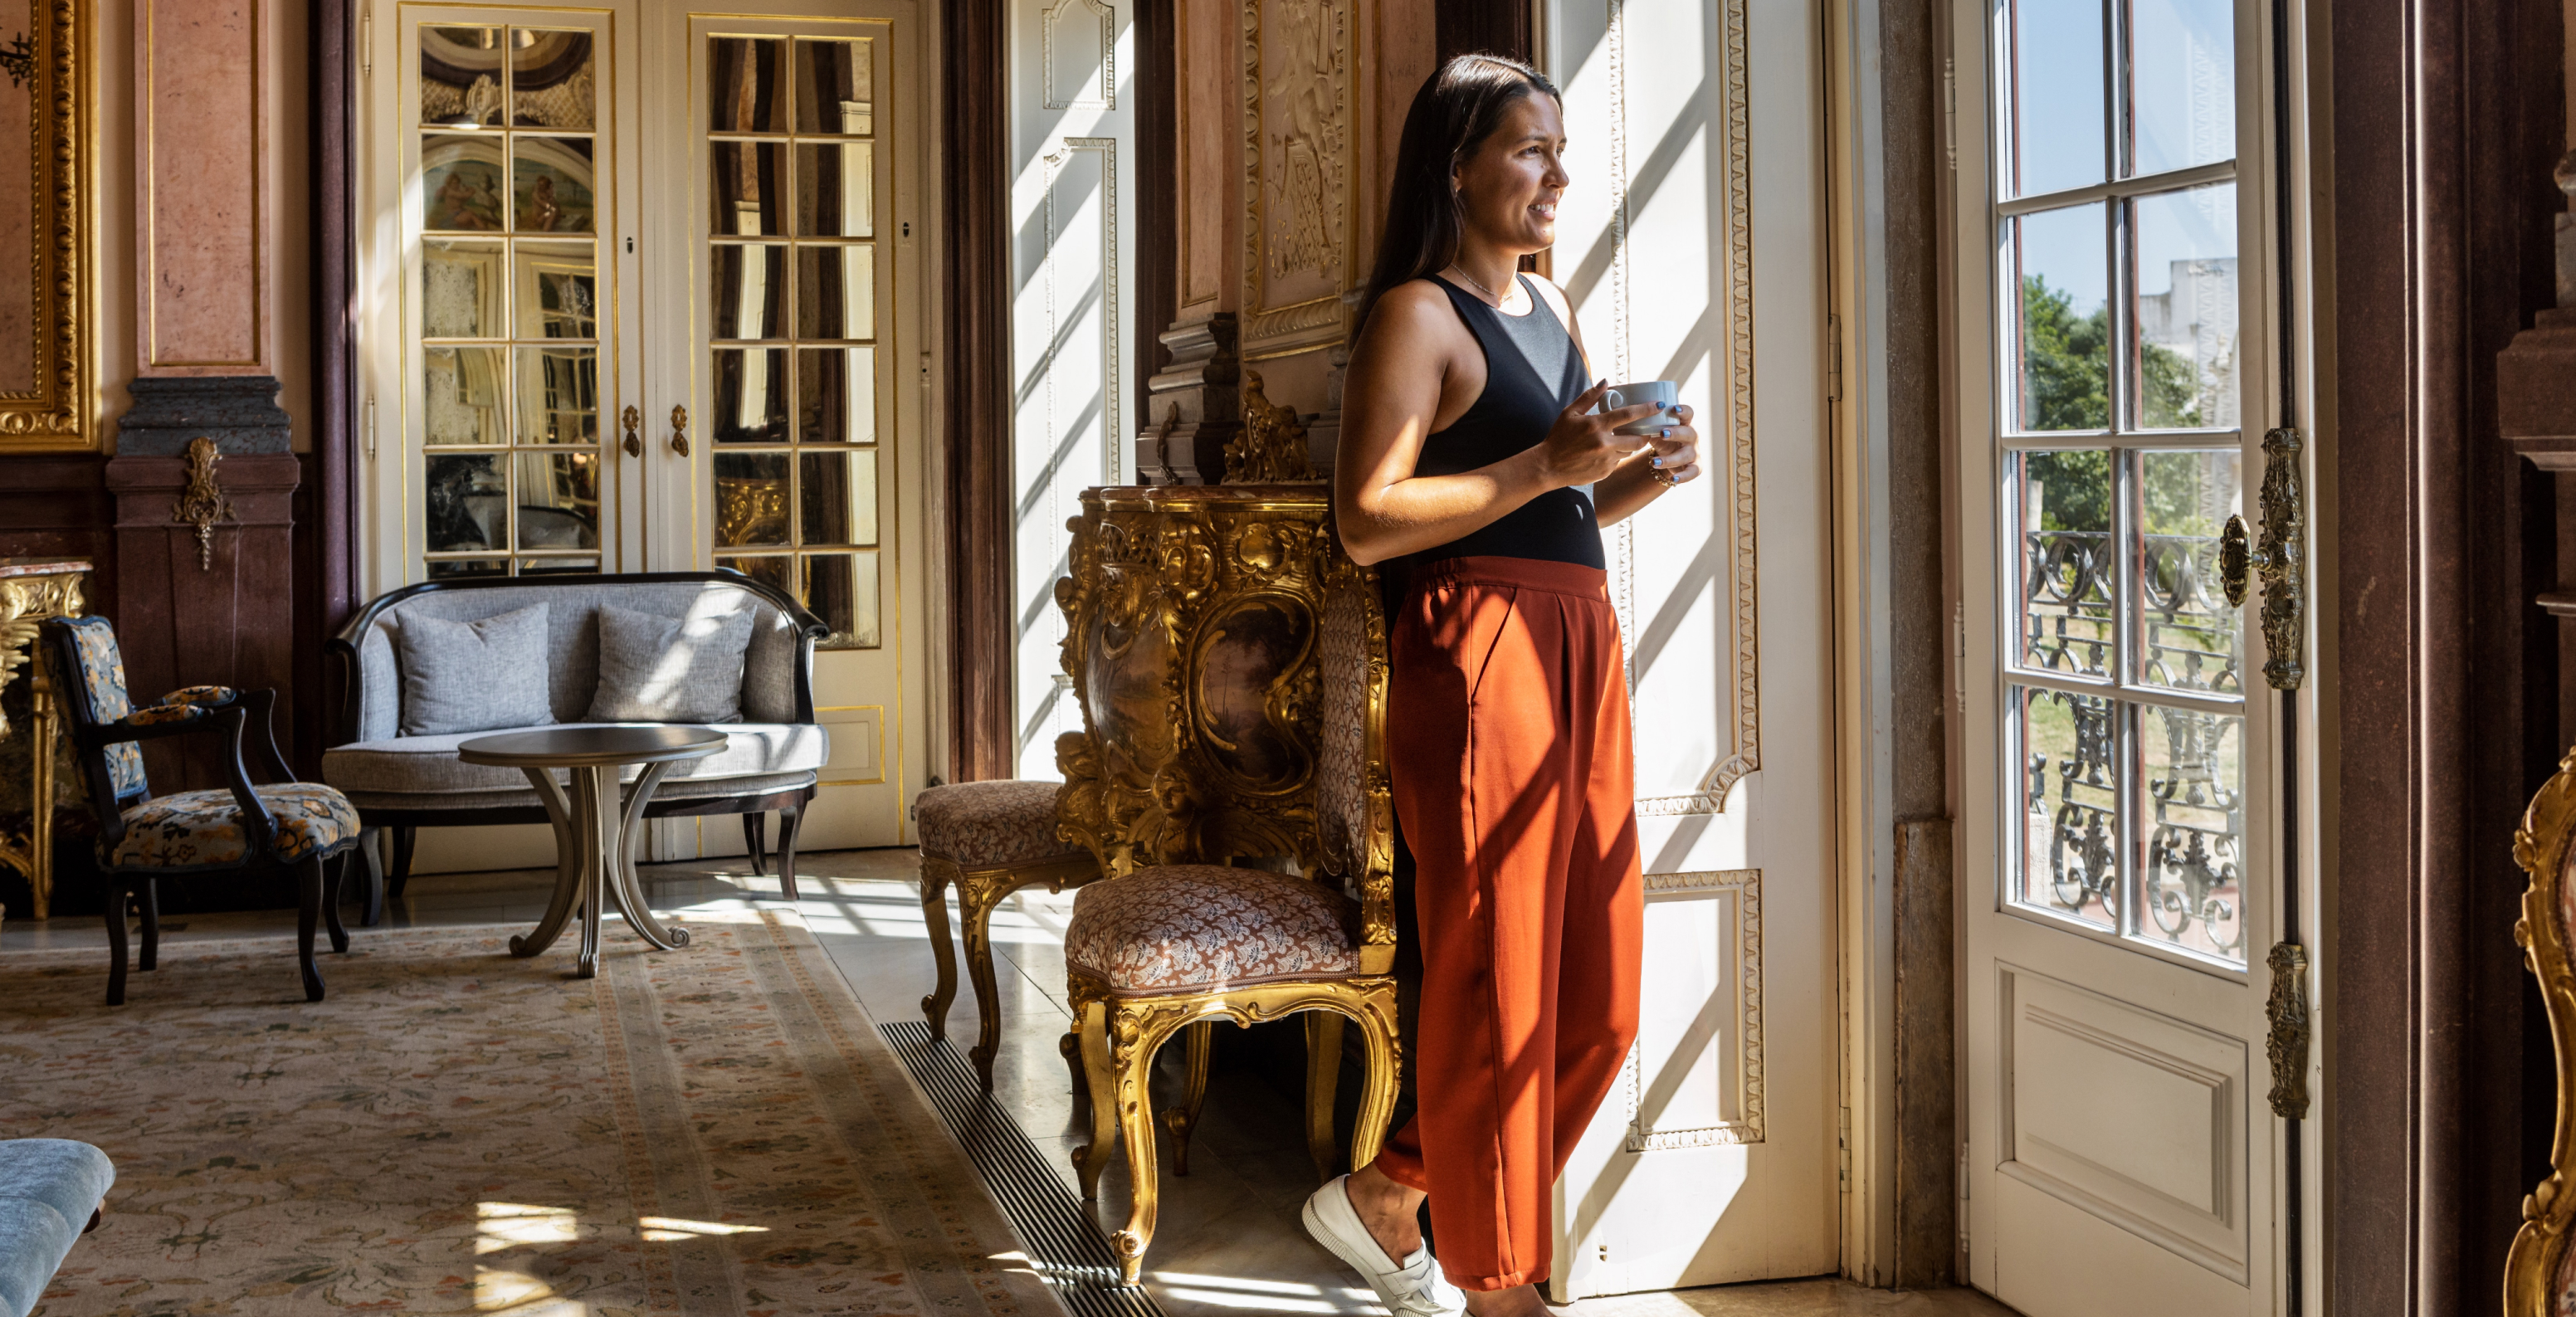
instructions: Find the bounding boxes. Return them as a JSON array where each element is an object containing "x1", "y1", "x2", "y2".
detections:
[
  {"x1": 1536, "y1": 382, "x2": 1664, "y2": 490},
  {"x1": 1593, "y1": 402, "x2": 1703, "y2": 528},
  {"x1": 1643, "y1": 403, "x2": 1700, "y2": 485}
]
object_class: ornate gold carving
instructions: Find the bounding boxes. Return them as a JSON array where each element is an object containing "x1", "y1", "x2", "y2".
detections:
[
  {"x1": 2261, "y1": 940, "x2": 2310, "y2": 1119},
  {"x1": 0, "y1": 0, "x2": 90, "y2": 451},
  {"x1": 715, "y1": 476, "x2": 788, "y2": 549},
  {"x1": 1239, "y1": 0, "x2": 1354, "y2": 355},
  {"x1": 2507, "y1": 749, "x2": 2576, "y2": 1315},
  {"x1": 1056, "y1": 487, "x2": 1360, "y2": 876},
  {"x1": 1226, "y1": 370, "x2": 1315, "y2": 482},
  {"x1": 1073, "y1": 976, "x2": 1400, "y2": 1284},
  {"x1": 169, "y1": 437, "x2": 234, "y2": 572},
  {"x1": 919, "y1": 851, "x2": 1102, "y2": 1087},
  {"x1": 0, "y1": 560, "x2": 86, "y2": 918},
  {"x1": 670, "y1": 404, "x2": 690, "y2": 456},
  {"x1": 620, "y1": 403, "x2": 641, "y2": 457}
]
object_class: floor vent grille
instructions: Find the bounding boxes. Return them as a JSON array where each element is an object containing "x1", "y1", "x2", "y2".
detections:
[{"x1": 880, "y1": 1020, "x2": 1166, "y2": 1317}]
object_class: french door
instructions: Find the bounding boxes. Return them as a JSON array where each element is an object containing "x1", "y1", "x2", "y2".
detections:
[
  {"x1": 356, "y1": 0, "x2": 931, "y2": 865},
  {"x1": 1954, "y1": 0, "x2": 2297, "y2": 1312}
]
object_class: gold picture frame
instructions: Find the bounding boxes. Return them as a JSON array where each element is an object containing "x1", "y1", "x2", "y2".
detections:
[
  {"x1": 2510, "y1": 748, "x2": 2576, "y2": 1315},
  {"x1": 0, "y1": 0, "x2": 90, "y2": 451}
]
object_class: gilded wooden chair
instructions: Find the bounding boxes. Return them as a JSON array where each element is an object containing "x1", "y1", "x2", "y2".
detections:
[
  {"x1": 1053, "y1": 486, "x2": 1398, "y2": 1284},
  {"x1": 915, "y1": 778, "x2": 1102, "y2": 1088},
  {"x1": 2511, "y1": 749, "x2": 2576, "y2": 1313},
  {"x1": 41, "y1": 617, "x2": 362, "y2": 1004}
]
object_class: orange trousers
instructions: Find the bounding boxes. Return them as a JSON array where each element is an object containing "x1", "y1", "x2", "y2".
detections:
[{"x1": 1370, "y1": 556, "x2": 1643, "y2": 1291}]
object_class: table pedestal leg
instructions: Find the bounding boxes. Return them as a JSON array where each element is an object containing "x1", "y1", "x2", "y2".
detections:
[
  {"x1": 608, "y1": 761, "x2": 691, "y2": 950},
  {"x1": 510, "y1": 767, "x2": 581, "y2": 958},
  {"x1": 573, "y1": 765, "x2": 618, "y2": 978}
]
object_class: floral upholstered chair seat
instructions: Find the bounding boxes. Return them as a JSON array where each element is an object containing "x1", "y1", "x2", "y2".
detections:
[
  {"x1": 106, "y1": 784, "x2": 360, "y2": 871},
  {"x1": 916, "y1": 779, "x2": 1081, "y2": 867},
  {"x1": 1063, "y1": 864, "x2": 1360, "y2": 993}
]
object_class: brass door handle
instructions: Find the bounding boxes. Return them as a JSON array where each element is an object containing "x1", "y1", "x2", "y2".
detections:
[
  {"x1": 621, "y1": 405, "x2": 642, "y2": 457},
  {"x1": 670, "y1": 405, "x2": 690, "y2": 457},
  {"x1": 2218, "y1": 427, "x2": 2306, "y2": 692}
]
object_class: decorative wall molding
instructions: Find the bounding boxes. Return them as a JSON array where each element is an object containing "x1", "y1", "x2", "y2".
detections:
[
  {"x1": 1238, "y1": 0, "x2": 1355, "y2": 359},
  {"x1": 1042, "y1": 0, "x2": 1116, "y2": 110},
  {"x1": 1626, "y1": 866, "x2": 1764, "y2": 1149}
]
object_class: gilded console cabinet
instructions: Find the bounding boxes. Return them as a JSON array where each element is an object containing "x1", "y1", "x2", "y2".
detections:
[{"x1": 0, "y1": 559, "x2": 89, "y2": 918}]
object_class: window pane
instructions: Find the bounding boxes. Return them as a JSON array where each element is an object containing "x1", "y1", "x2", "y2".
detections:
[
  {"x1": 708, "y1": 37, "x2": 787, "y2": 134},
  {"x1": 422, "y1": 27, "x2": 505, "y2": 128},
  {"x1": 796, "y1": 142, "x2": 873, "y2": 237},
  {"x1": 710, "y1": 244, "x2": 788, "y2": 339},
  {"x1": 2134, "y1": 450, "x2": 2242, "y2": 695},
  {"x1": 515, "y1": 346, "x2": 598, "y2": 445},
  {"x1": 711, "y1": 141, "x2": 786, "y2": 236},
  {"x1": 510, "y1": 29, "x2": 597, "y2": 130},
  {"x1": 2004, "y1": 0, "x2": 2105, "y2": 198},
  {"x1": 2139, "y1": 705, "x2": 2245, "y2": 962},
  {"x1": 422, "y1": 134, "x2": 508, "y2": 232},
  {"x1": 515, "y1": 242, "x2": 596, "y2": 339},
  {"x1": 2012, "y1": 449, "x2": 2113, "y2": 678},
  {"x1": 798, "y1": 347, "x2": 875, "y2": 443},
  {"x1": 427, "y1": 557, "x2": 507, "y2": 579},
  {"x1": 426, "y1": 453, "x2": 506, "y2": 552},
  {"x1": 2129, "y1": 183, "x2": 2239, "y2": 430},
  {"x1": 515, "y1": 451, "x2": 599, "y2": 550},
  {"x1": 2008, "y1": 203, "x2": 2108, "y2": 432},
  {"x1": 714, "y1": 451, "x2": 792, "y2": 548},
  {"x1": 513, "y1": 137, "x2": 596, "y2": 234},
  {"x1": 719, "y1": 554, "x2": 794, "y2": 598},
  {"x1": 796, "y1": 245, "x2": 874, "y2": 339},
  {"x1": 519, "y1": 557, "x2": 599, "y2": 576},
  {"x1": 425, "y1": 346, "x2": 509, "y2": 445},
  {"x1": 2127, "y1": 0, "x2": 2234, "y2": 177},
  {"x1": 799, "y1": 449, "x2": 877, "y2": 546},
  {"x1": 2013, "y1": 685, "x2": 2119, "y2": 930},
  {"x1": 806, "y1": 552, "x2": 881, "y2": 649},
  {"x1": 422, "y1": 239, "x2": 505, "y2": 339},
  {"x1": 795, "y1": 39, "x2": 873, "y2": 134},
  {"x1": 711, "y1": 349, "x2": 790, "y2": 443}
]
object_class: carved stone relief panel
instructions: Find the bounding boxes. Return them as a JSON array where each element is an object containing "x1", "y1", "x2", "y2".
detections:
[{"x1": 1239, "y1": 0, "x2": 1355, "y2": 359}]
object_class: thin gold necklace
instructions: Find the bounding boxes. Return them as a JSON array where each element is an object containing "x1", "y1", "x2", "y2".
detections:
[{"x1": 1447, "y1": 263, "x2": 1516, "y2": 308}]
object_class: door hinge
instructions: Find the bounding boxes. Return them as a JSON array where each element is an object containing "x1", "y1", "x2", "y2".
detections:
[
  {"x1": 1943, "y1": 56, "x2": 1956, "y2": 171},
  {"x1": 1837, "y1": 1105, "x2": 1852, "y2": 1191},
  {"x1": 1957, "y1": 1141, "x2": 1971, "y2": 1252},
  {"x1": 1954, "y1": 601, "x2": 1967, "y2": 712},
  {"x1": 363, "y1": 396, "x2": 377, "y2": 459},
  {"x1": 1826, "y1": 314, "x2": 1844, "y2": 403},
  {"x1": 360, "y1": 3, "x2": 373, "y2": 78}
]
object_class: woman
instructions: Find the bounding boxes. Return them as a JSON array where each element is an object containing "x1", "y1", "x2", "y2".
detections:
[{"x1": 1300, "y1": 53, "x2": 1700, "y2": 1317}]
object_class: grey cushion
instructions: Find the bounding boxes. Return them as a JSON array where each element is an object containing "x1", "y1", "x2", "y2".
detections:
[
  {"x1": 394, "y1": 602, "x2": 555, "y2": 736},
  {"x1": 349, "y1": 581, "x2": 806, "y2": 742},
  {"x1": 584, "y1": 603, "x2": 755, "y2": 724},
  {"x1": 324, "y1": 722, "x2": 827, "y2": 797},
  {"x1": 0, "y1": 1139, "x2": 112, "y2": 1317}
]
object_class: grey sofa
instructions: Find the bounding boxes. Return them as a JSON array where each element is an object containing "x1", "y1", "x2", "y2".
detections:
[
  {"x1": 324, "y1": 573, "x2": 830, "y2": 919},
  {"x1": 0, "y1": 1139, "x2": 111, "y2": 1317}
]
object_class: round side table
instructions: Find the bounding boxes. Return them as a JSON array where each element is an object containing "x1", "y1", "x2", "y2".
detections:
[{"x1": 457, "y1": 724, "x2": 726, "y2": 978}]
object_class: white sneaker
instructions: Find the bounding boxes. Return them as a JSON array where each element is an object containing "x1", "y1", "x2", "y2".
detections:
[{"x1": 1300, "y1": 1175, "x2": 1466, "y2": 1316}]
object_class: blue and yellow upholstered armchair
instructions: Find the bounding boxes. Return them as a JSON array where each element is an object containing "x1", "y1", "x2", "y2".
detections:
[{"x1": 40, "y1": 616, "x2": 363, "y2": 1004}]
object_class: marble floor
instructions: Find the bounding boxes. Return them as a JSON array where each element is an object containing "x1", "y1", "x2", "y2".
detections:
[{"x1": 0, "y1": 847, "x2": 2017, "y2": 1317}]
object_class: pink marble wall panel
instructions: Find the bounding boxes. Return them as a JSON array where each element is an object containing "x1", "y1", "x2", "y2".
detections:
[{"x1": 137, "y1": 0, "x2": 266, "y2": 373}]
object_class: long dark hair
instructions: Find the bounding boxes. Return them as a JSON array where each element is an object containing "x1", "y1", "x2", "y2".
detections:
[{"x1": 1354, "y1": 53, "x2": 1562, "y2": 334}]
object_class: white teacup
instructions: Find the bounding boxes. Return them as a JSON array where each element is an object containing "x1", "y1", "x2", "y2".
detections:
[{"x1": 1599, "y1": 380, "x2": 1681, "y2": 437}]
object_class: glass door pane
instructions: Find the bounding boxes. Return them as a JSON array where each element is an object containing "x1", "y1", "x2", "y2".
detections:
[
  {"x1": 412, "y1": 20, "x2": 611, "y2": 578},
  {"x1": 705, "y1": 32, "x2": 885, "y2": 649}
]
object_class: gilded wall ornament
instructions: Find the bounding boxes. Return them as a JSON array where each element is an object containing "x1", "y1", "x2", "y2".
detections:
[
  {"x1": 1225, "y1": 370, "x2": 1315, "y2": 483},
  {"x1": 2505, "y1": 749, "x2": 2576, "y2": 1315},
  {"x1": 169, "y1": 437, "x2": 235, "y2": 572}
]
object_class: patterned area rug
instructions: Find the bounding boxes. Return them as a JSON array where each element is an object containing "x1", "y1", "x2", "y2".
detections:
[{"x1": 0, "y1": 910, "x2": 1065, "y2": 1316}]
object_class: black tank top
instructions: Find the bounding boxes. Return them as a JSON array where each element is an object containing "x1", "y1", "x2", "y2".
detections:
[{"x1": 1408, "y1": 274, "x2": 1603, "y2": 569}]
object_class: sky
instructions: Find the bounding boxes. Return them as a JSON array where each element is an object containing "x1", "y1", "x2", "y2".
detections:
[{"x1": 2005, "y1": 0, "x2": 2237, "y2": 318}]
